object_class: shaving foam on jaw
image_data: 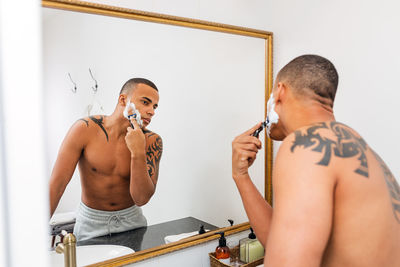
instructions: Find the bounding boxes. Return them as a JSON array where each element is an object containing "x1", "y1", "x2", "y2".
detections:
[
  {"x1": 266, "y1": 93, "x2": 279, "y2": 137},
  {"x1": 123, "y1": 100, "x2": 143, "y2": 128}
]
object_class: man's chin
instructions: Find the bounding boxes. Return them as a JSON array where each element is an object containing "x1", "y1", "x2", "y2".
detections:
[{"x1": 268, "y1": 127, "x2": 285, "y2": 141}]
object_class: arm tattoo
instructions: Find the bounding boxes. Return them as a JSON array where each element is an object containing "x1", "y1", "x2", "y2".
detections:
[
  {"x1": 79, "y1": 118, "x2": 89, "y2": 127},
  {"x1": 146, "y1": 136, "x2": 163, "y2": 179},
  {"x1": 89, "y1": 116, "x2": 109, "y2": 142},
  {"x1": 291, "y1": 121, "x2": 369, "y2": 177},
  {"x1": 372, "y1": 151, "x2": 400, "y2": 223}
]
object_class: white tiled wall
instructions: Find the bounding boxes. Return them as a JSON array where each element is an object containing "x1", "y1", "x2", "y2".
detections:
[{"x1": 126, "y1": 231, "x2": 250, "y2": 267}]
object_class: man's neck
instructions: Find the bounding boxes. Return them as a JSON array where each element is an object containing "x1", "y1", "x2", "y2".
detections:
[
  {"x1": 104, "y1": 109, "x2": 131, "y2": 137},
  {"x1": 285, "y1": 102, "x2": 335, "y2": 135}
]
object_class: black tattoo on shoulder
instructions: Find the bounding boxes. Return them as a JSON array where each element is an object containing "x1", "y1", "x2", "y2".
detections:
[
  {"x1": 143, "y1": 129, "x2": 156, "y2": 137},
  {"x1": 89, "y1": 116, "x2": 109, "y2": 142},
  {"x1": 79, "y1": 118, "x2": 89, "y2": 127},
  {"x1": 146, "y1": 136, "x2": 163, "y2": 178},
  {"x1": 290, "y1": 121, "x2": 369, "y2": 177},
  {"x1": 372, "y1": 151, "x2": 400, "y2": 223}
]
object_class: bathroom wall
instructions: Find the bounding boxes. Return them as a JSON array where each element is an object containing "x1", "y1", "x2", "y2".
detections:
[
  {"x1": 0, "y1": 104, "x2": 7, "y2": 267},
  {"x1": 265, "y1": 0, "x2": 400, "y2": 181},
  {"x1": 0, "y1": 0, "x2": 49, "y2": 266}
]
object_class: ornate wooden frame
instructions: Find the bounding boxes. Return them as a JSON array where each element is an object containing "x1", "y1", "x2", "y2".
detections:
[{"x1": 42, "y1": 0, "x2": 273, "y2": 265}]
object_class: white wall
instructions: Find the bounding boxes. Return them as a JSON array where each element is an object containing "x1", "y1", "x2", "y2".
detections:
[
  {"x1": 0, "y1": 0, "x2": 49, "y2": 266},
  {"x1": 265, "y1": 0, "x2": 400, "y2": 181},
  {"x1": 0, "y1": 94, "x2": 8, "y2": 267}
]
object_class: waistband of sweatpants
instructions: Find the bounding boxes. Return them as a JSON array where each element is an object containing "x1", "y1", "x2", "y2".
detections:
[{"x1": 77, "y1": 201, "x2": 143, "y2": 221}]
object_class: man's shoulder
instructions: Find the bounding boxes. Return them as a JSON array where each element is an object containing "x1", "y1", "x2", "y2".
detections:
[
  {"x1": 274, "y1": 122, "x2": 344, "y2": 188},
  {"x1": 143, "y1": 129, "x2": 162, "y2": 140},
  {"x1": 282, "y1": 121, "x2": 363, "y2": 151},
  {"x1": 69, "y1": 116, "x2": 105, "y2": 139},
  {"x1": 73, "y1": 115, "x2": 107, "y2": 131}
]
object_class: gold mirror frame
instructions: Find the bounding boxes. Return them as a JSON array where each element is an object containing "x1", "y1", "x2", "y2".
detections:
[{"x1": 42, "y1": 0, "x2": 273, "y2": 265}]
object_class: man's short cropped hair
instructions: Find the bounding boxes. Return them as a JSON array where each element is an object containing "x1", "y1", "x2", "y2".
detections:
[
  {"x1": 119, "y1": 78, "x2": 158, "y2": 95},
  {"x1": 277, "y1": 55, "x2": 339, "y2": 107}
]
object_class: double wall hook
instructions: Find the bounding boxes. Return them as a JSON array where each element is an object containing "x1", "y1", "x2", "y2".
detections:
[
  {"x1": 89, "y1": 68, "x2": 98, "y2": 93},
  {"x1": 68, "y1": 73, "x2": 77, "y2": 93}
]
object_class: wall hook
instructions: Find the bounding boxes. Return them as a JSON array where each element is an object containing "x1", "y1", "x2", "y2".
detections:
[
  {"x1": 68, "y1": 73, "x2": 77, "y2": 93},
  {"x1": 89, "y1": 68, "x2": 98, "y2": 93}
]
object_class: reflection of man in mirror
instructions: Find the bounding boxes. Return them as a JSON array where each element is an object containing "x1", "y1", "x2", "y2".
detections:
[
  {"x1": 49, "y1": 78, "x2": 162, "y2": 241},
  {"x1": 232, "y1": 55, "x2": 400, "y2": 266}
]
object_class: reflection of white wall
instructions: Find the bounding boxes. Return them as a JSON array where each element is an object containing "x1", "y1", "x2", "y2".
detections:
[
  {"x1": 43, "y1": 8, "x2": 266, "y2": 227},
  {"x1": 266, "y1": 0, "x2": 400, "y2": 182},
  {"x1": 83, "y1": 0, "x2": 268, "y2": 30}
]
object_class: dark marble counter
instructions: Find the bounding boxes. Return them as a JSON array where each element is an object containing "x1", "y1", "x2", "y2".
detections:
[{"x1": 77, "y1": 217, "x2": 218, "y2": 252}]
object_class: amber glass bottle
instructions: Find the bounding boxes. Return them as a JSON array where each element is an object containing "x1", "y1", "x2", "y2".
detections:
[{"x1": 215, "y1": 232, "x2": 230, "y2": 264}]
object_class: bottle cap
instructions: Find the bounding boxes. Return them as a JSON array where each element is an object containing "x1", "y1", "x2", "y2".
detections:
[
  {"x1": 217, "y1": 232, "x2": 226, "y2": 247},
  {"x1": 249, "y1": 227, "x2": 256, "y2": 239},
  {"x1": 199, "y1": 225, "x2": 205, "y2": 234}
]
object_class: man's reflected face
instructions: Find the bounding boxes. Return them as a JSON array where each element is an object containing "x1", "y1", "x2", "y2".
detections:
[{"x1": 130, "y1": 84, "x2": 159, "y2": 128}]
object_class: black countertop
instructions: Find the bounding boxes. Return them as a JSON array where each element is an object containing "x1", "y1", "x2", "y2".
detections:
[{"x1": 77, "y1": 217, "x2": 218, "y2": 252}]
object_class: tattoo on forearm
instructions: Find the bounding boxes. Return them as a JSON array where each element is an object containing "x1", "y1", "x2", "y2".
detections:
[
  {"x1": 79, "y1": 118, "x2": 89, "y2": 127},
  {"x1": 89, "y1": 116, "x2": 109, "y2": 142},
  {"x1": 372, "y1": 151, "x2": 400, "y2": 223},
  {"x1": 146, "y1": 136, "x2": 163, "y2": 178},
  {"x1": 291, "y1": 122, "x2": 369, "y2": 177}
]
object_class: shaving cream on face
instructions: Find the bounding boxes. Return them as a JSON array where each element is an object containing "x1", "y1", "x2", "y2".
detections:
[
  {"x1": 123, "y1": 99, "x2": 143, "y2": 128},
  {"x1": 266, "y1": 93, "x2": 279, "y2": 137}
]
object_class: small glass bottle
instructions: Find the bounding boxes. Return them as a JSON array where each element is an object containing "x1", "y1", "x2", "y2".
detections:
[{"x1": 215, "y1": 232, "x2": 230, "y2": 265}]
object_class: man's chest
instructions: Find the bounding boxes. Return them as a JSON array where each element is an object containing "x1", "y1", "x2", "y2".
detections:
[{"x1": 82, "y1": 139, "x2": 132, "y2": 177}]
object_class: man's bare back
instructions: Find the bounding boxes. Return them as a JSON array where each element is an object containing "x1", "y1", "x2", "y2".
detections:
[
  {"x1": 75, "y1": 115, "x2": 162, "y2": 211},
  {"x1": 282, "y1": 122, "x2": 400, "y2": 267}
]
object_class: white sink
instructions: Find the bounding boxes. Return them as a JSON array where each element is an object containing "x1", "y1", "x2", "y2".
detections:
[{"x1": 50, "y1": 244, "x2": 134, "y2": 267}]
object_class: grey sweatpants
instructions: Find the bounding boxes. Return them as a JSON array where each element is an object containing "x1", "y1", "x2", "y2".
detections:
[{"x1": 73, "y1": 202, "x2": 147, "y2": 241}]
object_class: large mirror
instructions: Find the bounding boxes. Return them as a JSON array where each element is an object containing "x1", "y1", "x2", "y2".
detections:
[{"x1": 42, "y1": 0, "x2": 273, "y2": 265}]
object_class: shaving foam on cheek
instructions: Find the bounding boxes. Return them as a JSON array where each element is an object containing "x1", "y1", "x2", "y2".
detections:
[
  {"x1": 123, "y1": 100, "x2": 143, "y2": 128},
  {"x1": 266, "y1": 93, "x2": 279, "y2": 137}
]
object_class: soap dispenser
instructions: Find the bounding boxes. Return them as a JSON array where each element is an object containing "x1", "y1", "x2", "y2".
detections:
[
  {"x1": 199, "y1": 225, "x2": 206, "y2": 234},
  {"x1": 215, "y1": 232, "x2": 230, "y2": 264},
  {"x1": 239, "y1": 227, "x2": 264, "y2": 263}
]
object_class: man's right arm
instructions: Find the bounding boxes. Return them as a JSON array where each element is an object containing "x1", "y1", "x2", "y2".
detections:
[
  {"x1": 232, "y1": 122, "x2": 272, "y2": 247},
  {"x1": 49, "y1": 120, "x2": 88, "y2": 217}
]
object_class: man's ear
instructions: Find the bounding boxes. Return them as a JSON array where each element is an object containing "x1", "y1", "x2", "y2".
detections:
[
  {"x1": 119, "y1": 94, "x2": 128, "y2": 106},
  {"x1": 275, "y1": 82, "x2": 287, "y2": 104}
]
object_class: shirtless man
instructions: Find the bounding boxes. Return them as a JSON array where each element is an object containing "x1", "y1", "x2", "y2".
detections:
[
  {"x1": 49, "y1": 78, "x2": 163, "y2": 241},
  {"x1": 232, "y1": 55, "x2": 400, "y2": 266}
]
